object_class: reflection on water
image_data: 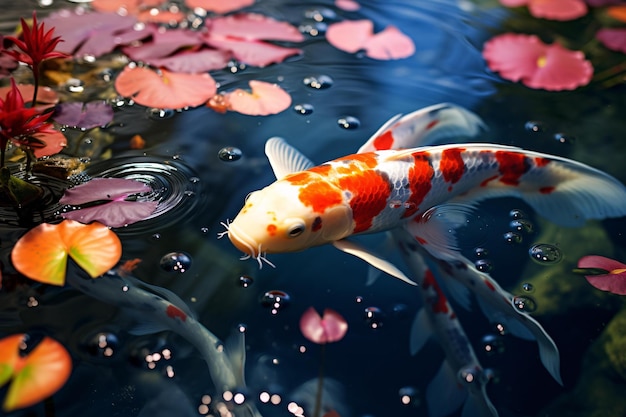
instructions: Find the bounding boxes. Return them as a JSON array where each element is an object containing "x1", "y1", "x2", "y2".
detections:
[{"x1": 1, "y1": 0, "x2": 625, "y2": 417}]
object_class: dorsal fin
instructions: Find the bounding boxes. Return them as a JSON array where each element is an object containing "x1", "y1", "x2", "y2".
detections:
[{"x1": 265, "y1": 137, "x2": 315, "y2": 179}]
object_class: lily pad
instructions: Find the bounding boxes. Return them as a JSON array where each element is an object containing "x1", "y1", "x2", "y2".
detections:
[
  {"x1": 59, "y1": 178, "x2": 158, "y2": 227},
  {"x1": 54, "y1": 101, "x2": 114, "y2": 129},
  {"x1": 223, "y1": 80, "x2": 292, "y2": 115},
  {"x1": 11, "y1": 220, "x2": 122, "y2": 286},
  {"x1": 0, "y1": 334, "x2": 72, "y2": 411}
]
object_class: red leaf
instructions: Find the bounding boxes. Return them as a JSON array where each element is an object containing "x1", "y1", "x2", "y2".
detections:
[{"x1": 578, "y1": 255, "x2": 626, "y2": 295}]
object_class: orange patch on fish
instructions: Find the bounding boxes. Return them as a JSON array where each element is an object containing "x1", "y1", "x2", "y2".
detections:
[
  {"x1": 373, "y1": 131, "x2": 394, "y2": 150},
  {"x1": 267, "y1": 224, "x2": 277, "y2": 236},
  {"x1": 298, "y1": 180, "x2": 343, "y2": 214},
  {"x1": 338, "y1": 168, "x2": 391, "y2": 233},
  {"x1": 403, "y1": 151, "x2": 433, "y2": 218}
]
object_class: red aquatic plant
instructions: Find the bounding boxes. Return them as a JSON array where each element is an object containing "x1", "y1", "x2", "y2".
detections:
[
  {"x1": 482, "y1": 33, "x2": 593, "y2": 91},
  {"x1": 499, "y1": 0, "x2": 587, "y2": 21},
  {"x1": 5, "y1": 12, "x2": 67, "y2": 105},
  {"x1": 578, "y1": 255, "x2": 626, "y2": 295},
  {"x1": 0, "y1": 78, "x2": 57, "y2": 167}
]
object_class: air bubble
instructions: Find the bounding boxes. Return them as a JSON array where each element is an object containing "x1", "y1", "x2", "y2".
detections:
[
  {"x1": 239, "y1": 275, "x2": 254, "y2": 288},
  {"x1": 218, "y1": 147, "x2": 243, "y2": 162},
  {"x1": 304, "y1": 8, "x2": 337, "y2": 21},
  {"x1": 337, "y1": 116, "x2": 361, "y2": 130},
  {"x1": 85, "y1": 332, "x2": 119, "y2": 358},
  {"x1": 474, "y1": 247, "x2": 489, "y2": 258},
  {"x1": 147, "y1": 108, "x2": 175, "y2": 119},
  {"x1": 293, "y1": 103, "x2": 315, "y2": 115},
  {"x1": 509, "y1": 209, "x2": 527, "y2": 219},
  {"x1": 512, "y1": 295, "x2": 537, "y2": 313},
  {"x1": 458, "y1": 367, "x2": 479, "y2": 384},
  {"x1": 65, "y1": 78, "x2": 85, "y2": 93},
  {"x1": 521, "y1": 282, "x2": 534, "y2": 293},
  {"x1": 303, "y1": 75, "x2": 333, "y2": 90},
  {"x1": 524, "y1": 121, "x2": 544, "y2": 133},
  {"x1": 398, "y1": 386, "x2": 419, "y2": 406},
  {"x1": 261, "y1": 290, "x2": 291, "y2": 314},
  {"x1": 528, "y1": 243, "x2": 562, "y2": 265},
  {"x1": 481, "y1": 334, "x2": 505, "y2": 355},
  {"x1": 364, "y1": 306, "x2": 384, "y2": 329},
  {"x1": 510, "y1": 219, "x2": 533, "y2": 234},
  {"x1": 475, "y1": 259, "x2": 493, "y2": 273},
  {"x1": 503, "y1": 231, "x2": 522, "y2": 244},
  {"x1": 159, "y1": 252, "x2": 192, "y2": 273},
  {"x1": 554, "y1": 133, "x2": 575, "y2": 144}
]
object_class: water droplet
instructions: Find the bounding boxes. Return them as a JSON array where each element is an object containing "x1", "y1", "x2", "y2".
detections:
[
  {"x1": 304, "y1": 8, "x2": 337, "y2": 21},
  {"x1": 481, "y1": 334, "x2": 505, "y2": 355},
  {"x1": 524, "y1": 121, "x2": 544, "y2": 133},
  {"x1": 337, "y1": 116, "x2": 361, "y2": 129},
  {"x1": 355, "y1": 295, "x2": 364, "y2": 303},
  {"x1": 218, "y1": 146, "x2": 243, "y2": 162},
  {"x1": 510, "y1": 219, "x2": 533, "y2": 234},
  {"x1": 238, "y1": 323, "x2": 247, "y2": 333},
  {"x1": 183, "y1": 190, "x2": 195, "y2": 198},
  {"x1": 554, "y1": 133, "x2": 575, "y2": 144},
  {"x1": 303, "y1": 75, "x2": 333, "y2": 90},
  {"x1": 65, "y1": 78, "x2": 85, "y2": 93},
  {"x1": 458, "y1": 367, "x2": 479, "y2": 384},
  {"x1": 261, "y1": 290, "x2": 291, "y2": 314},
  {"x1": 528, "y1": 243, "x2": 562, "y2": 265},
  {"x1": 475, "y1": 259, "x2": 493, "y2": 273},
  {"x1": 512, "y1": 295, "x2": 537, "y2": 313},
  {"x1": 474, "y1": 247, "x2": 489, "y2": 258},
  {"x1": 503, "y1": 231, "x2": 522, "y2": 244},
  {"x1": 398, "y1": 386, "x2": 420, "y2": 406},
  {"x1": 509, "y1": 209, "x2": 527, "y2": 219},
  {"x1": 521, "y1": 282, "x2": 534, "y2": 293},
  {"x1": 147, "y1": 108, "x2": 175, "y2": 119},
  {"x1": 151, "y1": 233, "x2": 161, "y2": 240},
  {"x1": 189, "y1": 176, "x2": 200, "y2": 184},
  {"x1": 299, "y1": 22, "x2": 327, "y2": 36},
  {"x1": 364, "y1": 306, "x2": 384, "y2": 329},
  {"x1": 239, "y1": 275, "x2": 254, "y2": 288},
  {"x1": 200, "y1": 227, "x2": 209, "y2": 234},
  {"x1": 85, "y1": 332, "x2": 119, "y2": 358},
  {"x1": 293, "y1": 103, "x2": 314, "y2": 115},
  {"x1": 159, "y1": 252, "x2": 192, "y2": 273}
]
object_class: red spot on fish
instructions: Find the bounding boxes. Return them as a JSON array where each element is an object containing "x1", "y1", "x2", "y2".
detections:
[
  {"x1": 416, "y1": 236, "x2": 427, "y2": 245},
  {"x1": 535, "y1": 157, "x2": 551, "y2": 167},
  {"x1": 495, "y1": 151, "x2": 530, "y2": 186},
  {"x1": 425, "y1": 119, "x2": 439, "y2": 130},
  {"x1": 373, "y1": 131, "x2": 394, "y2": 150},
  {"x1": 402, "y1": 151, "x2": 433, "y2": 218},
  {"x1": 484, "y1": 280, "x2": 496, "y2": 292},
  {"x1": 267, "y1": 224, "x2": 277, "y2": 236},
  {"x1": 440, "y1": 147, "x2": 465, "y2": 185},
  {"x1": 166, "y1": 305, "x2": 187, "y2": 321},
  {"x1": 423, "y1": 270, "x2": 449, "y2": 314},
  {"x1": 312, "y1": 216, "x2": 322, "y2": 232},
  {"x1": 539, "y1": 186, "x2": 555, "y2": 194},
  {"x1": 337, "y1": 168, "x2": 391, "y2": 233}
]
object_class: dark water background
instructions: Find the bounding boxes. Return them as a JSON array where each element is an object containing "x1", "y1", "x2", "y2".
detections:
[{"x1": 1, "y1": 0, "x2": 626, "y2": 416}]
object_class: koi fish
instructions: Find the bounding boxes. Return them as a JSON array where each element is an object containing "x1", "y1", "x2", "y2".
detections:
[
  {"x1": 394, "y1": 227, "x2": 498, "y2": 417},
  {"x1": 65, "y1": 265, "x2": 262, "y2": 417},
  {"x1": 222, "y1": 103, "x2": 626, "y2": 409}
]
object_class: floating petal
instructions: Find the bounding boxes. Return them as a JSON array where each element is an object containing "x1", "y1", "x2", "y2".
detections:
[
  {"x1": 32, "y1": 130, "x2": 67, "y2": 158},
  {"x1": 54, "y1": 101, "x2": 114, "y2": 129},
  {"x1": 225, "y1": 80, "x2": 291, "y2": 116},
  {"x1": 204, "y1": 36, "x2": 302, "y2": 67},
  {"x1": 326, "y1": 20, "x2": 414, "y2": 60},
  {"x1": 596, "y1": 28, "x2": 626, "y2": 54},
  {"x1": 300, "y1": 307, "x2": 348, "y2": 344},
  {"x1": 364, "y1": 25, "x2": 415, "y2": 60},
  {"x1": 326, "y1": 20, "x2": 374, "y2": 53},
  {"x1": 499, "y1": 0, "x2": 587, "y2": 20},
  {"x1": 578, "y1": 255, "x2": 626, "y2": 295},
  {"x1": 0, "y1": 334, "x2": 72, "y2": 411},
  {"x1": 114, "y1": 66, "x2": 217, "y2": 109},
  {"x1": 11, "y1": 220, "x2": 122, "y2": 285}
]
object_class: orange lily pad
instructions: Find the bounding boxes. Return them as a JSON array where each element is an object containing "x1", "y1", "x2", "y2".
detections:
[
  {"x1": 114, "y1": 65, "x2": 217, "y2": 109},
  {"x1": 11, "y1": 220, "x2": 122, "y2": 286},
  {"x1": 608, "y1": 5, "x2": 626, "y2": 23},
  {"x1": 0, "y1": 334, "x2": 72, "y2": 411},
  {"x1": 223, "y1": 80, "x2": 291, "y2": 115}
]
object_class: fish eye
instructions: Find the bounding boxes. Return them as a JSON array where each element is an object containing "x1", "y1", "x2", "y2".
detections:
[{"x1": 287, "y1": 223, "x2": 306, "y2": 238}]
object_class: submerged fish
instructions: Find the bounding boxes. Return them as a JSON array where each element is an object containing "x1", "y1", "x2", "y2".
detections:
[{"x1": 222, "y1": 103, "x2": 626, "y2": 415}]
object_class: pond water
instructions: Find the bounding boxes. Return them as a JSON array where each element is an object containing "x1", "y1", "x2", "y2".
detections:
[{"x1": 1, "y1": 0, "x2": 626, "y2": 417}]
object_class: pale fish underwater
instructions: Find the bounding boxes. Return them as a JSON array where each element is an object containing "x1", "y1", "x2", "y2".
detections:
[{"x1": 222, "y1": 103, "x2": 626, "y2": 417}]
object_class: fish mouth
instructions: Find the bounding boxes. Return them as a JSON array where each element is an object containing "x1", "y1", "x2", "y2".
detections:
[{"x1": 223, "y1": 221, "x2": 275, "y2": 269}]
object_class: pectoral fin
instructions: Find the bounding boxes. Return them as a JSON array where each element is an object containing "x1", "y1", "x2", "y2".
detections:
[{"x1": 332, "y1": 239, "x2": 416, "y2": 285}]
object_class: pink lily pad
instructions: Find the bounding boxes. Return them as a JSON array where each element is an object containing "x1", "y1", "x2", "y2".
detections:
[
  {"x1": 300, "y1": 307, "x2": 348, "y2": 344},
  {"x1": 114, "y1": 65, "x2": 217, "y2": 108},
  {"x1": 144, "y1": 49, "x2": 232, "y2": 73},
  {"x1": 184, "y1": 0, "x2": 255, "y2": 14},
  {"x1": 204, "y1": 35, "x2": 302, "y2": 67},
  {"x1": 483, "y1": 33, "x2": 593, "y2": 91},
  {"x1": 326, "y1": 19, "x2": 415, "y2": 60},
  {"x1": 54, "y1": 101, "x2": 114, "y2": 129},
  {"x1": 44, "y1": 10, "x2": 149, "y2": 58},
  {"x1": 0, "y1": 334, "x2": 72, "y2": 411},
  {"x1": 122, "y1": 27, "x2": 204, "y2": 62},
  {"x1": 91, "y1": 0, "x2": 165, "y2": 13},
  {"x1": 335, "y1": 0, "x2": 360, "y2": 11},
  {"x1": 208, "y1": 13, "x2": 305, "y2": 42},
  {"x1": 223, "y1": 80, "x2": 291, "y2": 115},
  {"x1": 596, "y1": 28, "x2": 626, "y2": 54},
  {"x1": 11, "y1": 220, "x2": 122, "y2": 285},
  {"x1": 59, "y1": 178, "x2": 158, "y2": 228},
  {"x1": 499, "y1": 0, "x2": 587, "y2": 21},
  {"x1": 578, "y1": 255, "x2": 626, "y2": 295}
]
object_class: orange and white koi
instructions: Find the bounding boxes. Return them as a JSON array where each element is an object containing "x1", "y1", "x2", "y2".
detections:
[{"x1": 222, "y1": 103, "x2": 626, "y2": 408}]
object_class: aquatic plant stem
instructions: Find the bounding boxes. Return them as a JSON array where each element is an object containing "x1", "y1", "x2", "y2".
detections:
[{"x1": 313, "y1": 344, "x2": 326, "y2": 417}]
